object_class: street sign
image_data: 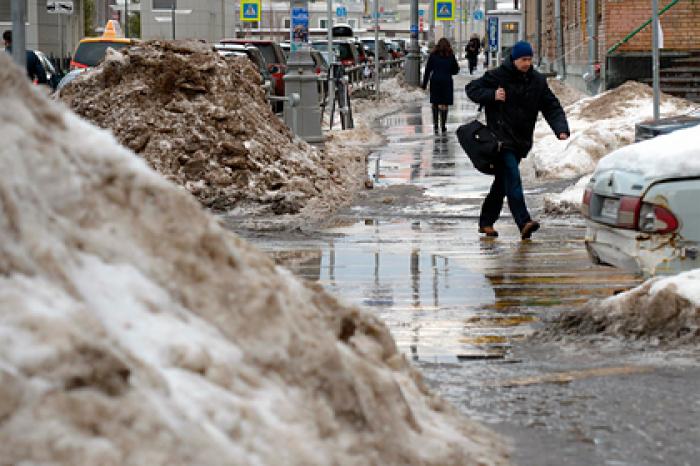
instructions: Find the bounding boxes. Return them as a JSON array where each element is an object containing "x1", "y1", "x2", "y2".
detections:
[
  {"x1": 47, "y1": 1, "x2": 74, "y2": 15},
  {"x1": 418, "y1": 9, "x2": 424, "y2": 16},
  {"x1": 410, "y1": 24, "x2": 419, "y2": 34},
  {"x1": 336, "y1": 6, "x2": 347, "y2": 17},
  {"x1": 488, "y1": 16, "x2": 499, "y2": 50},
  {"x1": 240, "y1": 0, "x2": 260, "y2": 22},
  {"x1": 435, "y1": 0, "x2": 454, "y2": 21},
  {"x1": 473, "y1": 9, "x2": 484, "y2": 21}
]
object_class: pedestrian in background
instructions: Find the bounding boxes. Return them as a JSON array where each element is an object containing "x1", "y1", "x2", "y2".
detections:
[
  {"x1": 3, "y1": 30, "x2": 47, "y2": 85},
  {"x1": 466, "y1": 40, "x2": 569, "y2": 240},
  {"x1": 466, "y1": 34, "x2": 481, "y2": 75},
  {"x1": 421, "y1": 38, "x2": 459, "y2": 134}
]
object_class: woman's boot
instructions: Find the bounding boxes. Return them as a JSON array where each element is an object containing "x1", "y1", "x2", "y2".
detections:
[
  {"x1": 432, "y1": 105, "x2": 439, "y2": 134},
  {"x1": 440, "y1": 109, "x2": 448, "y2": 133}
]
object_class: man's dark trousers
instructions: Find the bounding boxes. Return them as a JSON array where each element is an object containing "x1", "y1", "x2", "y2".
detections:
[{"x1": 479, "y1": 149, "x2": 531, "y2": 231}]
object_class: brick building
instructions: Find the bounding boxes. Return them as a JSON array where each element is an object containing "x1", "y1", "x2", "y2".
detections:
[{"x1": 521, "y1": 0, "x2": 700, "y2": 97}]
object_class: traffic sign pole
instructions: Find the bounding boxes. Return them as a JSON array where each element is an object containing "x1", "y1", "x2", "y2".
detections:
[{"x1": 11, "y1": 0, "x2": 26, "y2": 69}]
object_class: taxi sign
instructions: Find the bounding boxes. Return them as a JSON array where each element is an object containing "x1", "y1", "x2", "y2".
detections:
[
  {"x1": 240, "y1": 0, "x2": 261, "y2": 22},
  {"x1": 102, "y1": 19, "x2": 123, "y2": 38},
  {"x1": 435, "y1": 0, "x2": 454, "y2": 21}
]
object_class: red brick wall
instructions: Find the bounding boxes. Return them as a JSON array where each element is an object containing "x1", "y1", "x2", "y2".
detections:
[{"x1": 604, "y1": 0, "x2": 700, "y2": 52}]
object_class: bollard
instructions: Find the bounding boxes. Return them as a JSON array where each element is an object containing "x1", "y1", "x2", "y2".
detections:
[{"x1": 283, "y1": 48, "x2": 324, "y2": 143}]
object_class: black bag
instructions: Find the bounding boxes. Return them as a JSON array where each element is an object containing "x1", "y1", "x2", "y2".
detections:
[{"x1": 456, "y1": 118, "x2": 502, "y2": 175}]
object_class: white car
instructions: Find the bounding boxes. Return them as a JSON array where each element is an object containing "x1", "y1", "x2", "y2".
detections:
[{"x1": 582, "y1": 120, "x2": 700, "y2": 277}]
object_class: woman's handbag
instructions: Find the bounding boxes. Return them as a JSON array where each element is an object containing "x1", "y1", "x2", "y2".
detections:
[{"x1": 456, "y1": 107, "x2": 502, "y2": 175}]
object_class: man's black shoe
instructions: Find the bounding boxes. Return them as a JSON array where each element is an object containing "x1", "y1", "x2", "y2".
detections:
[{"x1": 520, "y1": 221, "x2": 540, "y2": 240}]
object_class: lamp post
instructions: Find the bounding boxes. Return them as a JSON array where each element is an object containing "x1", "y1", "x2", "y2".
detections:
[
  {"x1": 652, "y1": 0, "x2": 660, "y2": 120},
  {"x1": 405, "y1": 0, "x2": 421, "y2": 86},
  {"x1": 11, "y1": 0, "x2": 26, "y2": 69}
]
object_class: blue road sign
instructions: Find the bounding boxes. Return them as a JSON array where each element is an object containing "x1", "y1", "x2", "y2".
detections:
[
  {"x1": 410, "y1": 24, "x2": 419, "y2": 34},
  {"x1": 241, "y1": 1, "x2": 260, "y2": 21},
  {"x1": 336, "y1": 6, "x2": 347, "y2": 17},
  {"x1": 418, "y1": 9, "x2": 424, "y2": 16},
  {"x1": 435, "y1": 1, "x2": 454, "y2": 21},
  {"x1": 473, "y1": 10, "x2": 484, "y2": 21},
  {"x1": 488, "y1": 16, "x2": 499, "y2": 50}
]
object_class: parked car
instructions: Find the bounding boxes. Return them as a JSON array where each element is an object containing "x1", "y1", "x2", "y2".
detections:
[
  {"x1": 351, "y1": 39, "x2": 368, "y2": 63},
  {"x1": 360, "y1": 38, "x2": 390, "y2": 61},
  {"x1": 70, "y1": 20, "x2": 134, "y2": 70},
  {"x1": 582, "y1": 118, "x2": 700, "y2": 276},
  {"x1": 309, "y1": 49, "x2": 328, "y2": 76},
  {"x1": 311, "y1": 40, "x2": 358, "y2": 67},
  {"x1": 279, "y1": 41, "x2": 291, "y2": 59},
  {"x1": 385, "y1": 41, "x2": 402, "y2": 59},
  {"x1": 56, "y1": 68, "x2": 86, "y2": 94},
  {"x1": 214, "y1": 43, "x2": 272, "y2": 86},
  {"x1": 220, "y1": 39, "x2": 287, "y2": 97},
  {"x1": 34, "y1": 50, "x2": 62, "y2": 90}
]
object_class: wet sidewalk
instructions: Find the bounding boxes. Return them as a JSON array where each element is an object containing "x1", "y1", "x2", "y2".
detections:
[{"x1": 227, "y1": 68, "x2": 700, "y2": 465}]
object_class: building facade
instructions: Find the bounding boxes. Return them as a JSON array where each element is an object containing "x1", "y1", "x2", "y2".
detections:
[{"x1": 1, "y1": 0, "x2": 85, "y2": 57}]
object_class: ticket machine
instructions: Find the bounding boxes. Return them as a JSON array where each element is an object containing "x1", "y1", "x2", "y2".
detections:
[{"x1": 485, "y1": 9, "x2": 523, "y2": 67}]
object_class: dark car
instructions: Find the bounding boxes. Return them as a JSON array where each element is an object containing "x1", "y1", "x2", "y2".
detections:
[
  {"x1": 214, "y1": 43, "x2": 272, "y2": 87},
  {"x1": 220, "y1": 39, "x2": 287, "y2": 97},
  {"x1": 311, "y1": 40, "x2": 358, "y2": 67},
  {"x1": 351, "y1": 40, "x2": 367, "y2": 64}
]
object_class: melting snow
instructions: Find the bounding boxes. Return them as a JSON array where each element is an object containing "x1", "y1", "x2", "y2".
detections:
[{"x1": 0, "y1": 53, "x2": 508, "y2": 465}]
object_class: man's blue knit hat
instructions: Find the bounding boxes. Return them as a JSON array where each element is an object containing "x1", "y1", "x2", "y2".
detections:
[{"x1": 511, "y1": 41, "x2": 533, "y2": 60}]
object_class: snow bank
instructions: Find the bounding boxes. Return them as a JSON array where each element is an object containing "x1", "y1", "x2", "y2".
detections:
[
  {"x1": 595, "y1": 124, "x2": 700, "y2": 180},
  {"x1": 543, "y1": 175, "x2": 591, "y2": 216},
  {"x1": 525, "y1": 81, "x2": 695, "y2": 179},
  {"x1": 548, "y1": 269, "x2": 700, "y2": 344},
  {"x1": 59, "y1": 41, "x2": 365, "y2": 217},
  {"x1": 547, "y1": 77, "x2": 585, "y2": 107},
  {"x1": 0, "y1": 54, "x2": 508, "y2": 465}
]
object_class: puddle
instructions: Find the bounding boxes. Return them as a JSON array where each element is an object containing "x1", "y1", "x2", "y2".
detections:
[{"x1": 234, "y1": 81, "x2": 641, "y2": 365}]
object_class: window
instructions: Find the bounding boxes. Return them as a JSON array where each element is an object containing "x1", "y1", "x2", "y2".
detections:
[
  {"x1": 319, "y1": 18, "x2": 329, "y2": 29},
  {"x1": 347, "y1": 19, "x2": 357, "y2": 29},
  {"x1": 152, "y1": 0, "x2": 176, "y2": 10},
  {"x1": 284, "y1": 19, "x2": 291, "y2": 29}
]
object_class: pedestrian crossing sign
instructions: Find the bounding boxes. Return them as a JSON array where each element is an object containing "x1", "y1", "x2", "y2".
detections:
[
  {"x1": 240, "y1": 0, "x2": 260, "y2": 22},
  {"x1": 435, "y1": 0, "x2": 454, "y2": 21}
]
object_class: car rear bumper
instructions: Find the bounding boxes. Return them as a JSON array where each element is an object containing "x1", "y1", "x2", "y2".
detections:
[{"x1": 585, "y1": 221, "x2": 700, "y2": 277}]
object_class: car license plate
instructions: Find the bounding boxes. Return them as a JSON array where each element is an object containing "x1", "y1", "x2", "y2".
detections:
[{"x1": 601, "y1": 198, "x2": 619, "y2": 219}]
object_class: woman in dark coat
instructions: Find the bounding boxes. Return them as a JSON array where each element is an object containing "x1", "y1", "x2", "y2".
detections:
[{"x1": 421, "y1": 38, "x2": 459, "y2": 134}]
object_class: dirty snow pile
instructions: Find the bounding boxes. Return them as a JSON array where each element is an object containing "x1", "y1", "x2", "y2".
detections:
[
  {"x1": 549, "y1": 269, "x2": 700, "y2": 344},
  {"x1": 524, "y1": 81, "x2": 695, "y2": 180},
  {"x1": 60, "y1": 40, "x2": 365, "y2": 216},
  {"x1": 0, "y1": 55, "x2": 508, "y2": 466},
  {"x1": 350, "y1": 75, "x2": 427, "y2": 124},
  {"x1": 547, "y1": 77, "x2": 586, "y2": 107},
  {"x1": 543, "y1": 174, "x2": 591, "y2": 216}
]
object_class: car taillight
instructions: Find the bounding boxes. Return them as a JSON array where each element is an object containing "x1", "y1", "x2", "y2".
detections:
[
  {"x1": 341, "y1": 59, "x2": 354, "y2": 66},
  {"x1": 581, "y1": 187, "x2": 592, "y2": 217},
  {"x1": 315, "y1": 66, "x2": 321, "y2": 74},
  {"x1": 639, "y1": 203, "x2": 679, "y2": 234},
  {"x1": 617, "y1": 196, "x2": 641, "y2": 229}
]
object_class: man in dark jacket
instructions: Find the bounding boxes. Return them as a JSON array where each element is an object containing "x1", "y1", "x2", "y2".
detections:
[
  {"x1": 466, "y1": 41, "x2": 569, "y2": 239},
  {"x1": 465, "y1": 35, "x2": 480, "y2": 75},
  {"x1": 3, "y1": 30, "x2": 48, "y2": 85}
]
